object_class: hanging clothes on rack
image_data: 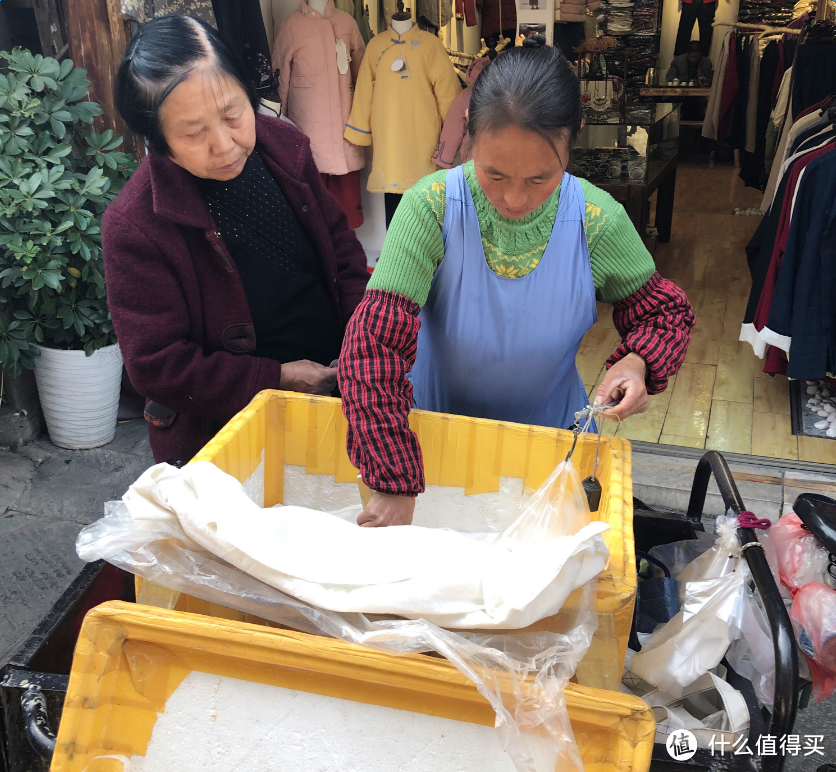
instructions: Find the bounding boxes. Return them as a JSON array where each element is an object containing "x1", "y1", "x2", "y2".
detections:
[
  {"x1": 703, "y1": 31, "x2": 732, "y2": 140},
  {"x1": 120, "y1": 0, "x2": 216, "y2": 24},
  {"x1": 740, "y1": 25, "x2": 836, "y2": 378},
  {"x1": 212, "y1": 0, "x2": 277, "y2": 96}
]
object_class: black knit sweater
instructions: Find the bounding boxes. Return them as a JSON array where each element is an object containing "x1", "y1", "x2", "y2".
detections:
[{"x1": 196, "y1": 151, "x2": 343, "y2": 366}]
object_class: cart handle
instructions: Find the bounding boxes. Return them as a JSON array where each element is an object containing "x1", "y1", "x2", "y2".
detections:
[
  {"x1": 21, "y1": 685, "x2": 56, "y2": 760},
  {"x1": 686, "y1": 451, "x2": 799, "y2": 772}
]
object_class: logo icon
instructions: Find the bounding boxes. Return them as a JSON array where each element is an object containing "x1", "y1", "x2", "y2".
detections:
[{"x1": 666, "y1": 730, "x2": 698, "y2": 761}]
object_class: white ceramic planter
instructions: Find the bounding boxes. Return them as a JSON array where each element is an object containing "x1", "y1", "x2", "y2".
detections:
[{"x1": 33, "y1": 343, "x2": 123, "y2": 449}]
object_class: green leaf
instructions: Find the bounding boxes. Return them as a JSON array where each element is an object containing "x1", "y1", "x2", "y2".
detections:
[
  {"x1": 49, "y1": 117, "x2": 66, "y2": 139},
  {"x1": 59, "y1": 58, "x2": 75, "y2": 79}
]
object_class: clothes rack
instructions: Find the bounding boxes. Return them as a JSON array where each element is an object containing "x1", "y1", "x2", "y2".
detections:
[
  {"x1": 476, "y1": 35, "x2": 511, "y2": 57},
  {"x1": 712, "y1": 20, "x2": 801, "y2": 35},
  {"x1": 446, "y1": 47, "x2": 478, "y2": 60}
]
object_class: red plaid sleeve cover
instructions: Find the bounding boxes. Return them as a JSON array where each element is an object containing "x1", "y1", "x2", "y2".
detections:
[
  {"x1": 340, "y1": 275, "x2": 693, "y2": 496},
  {"x1": 606, "y1": 271, "x2": 695, "y2": 394},
  {"x1": 338, "y1": 289, "x2": 425, "y2": 496}
]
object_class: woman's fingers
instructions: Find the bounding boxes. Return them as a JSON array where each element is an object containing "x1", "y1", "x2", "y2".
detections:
[
  {"x1": 356, "y1": 491, "x2": 415, "y2": 527},
  {"x1": 317, "y1": 366, "x2": 338, "y2": 394},
  {"x1": 594, "y1": 356, "x2": 649, "y2": 421}
]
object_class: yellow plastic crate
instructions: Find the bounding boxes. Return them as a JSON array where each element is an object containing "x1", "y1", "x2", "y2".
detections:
[
  {"x1": 143, "y1": 390, "x2": 636, "y2": 690},
  {"x1": 51, "y1": 602, "x2": 654, "y2": 772}
]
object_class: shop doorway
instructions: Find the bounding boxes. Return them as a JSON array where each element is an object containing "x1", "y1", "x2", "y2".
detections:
[{"x1": 576, "y1": 152, "x2": 834, "y2": 465}]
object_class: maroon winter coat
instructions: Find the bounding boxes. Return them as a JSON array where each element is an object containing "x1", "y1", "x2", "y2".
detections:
[{"x1": 103, "y1": 114, "x2": 369, "y2": 466}]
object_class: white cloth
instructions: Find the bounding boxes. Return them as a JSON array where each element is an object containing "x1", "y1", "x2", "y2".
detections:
[
  {"x1": 122, "y1": 462, "x2": 611, "y2": 630},
  {"x1": 702, "y1": 32, "x2": 731, "y2": 141},
  {"x1": 771, "y1": 67, "x2": 792, "y2": 129}
]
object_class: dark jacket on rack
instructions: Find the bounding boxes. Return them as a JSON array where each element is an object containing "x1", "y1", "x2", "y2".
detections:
[
  {"x1": 475, "y1": 0, "x2": 516, "y2": 40},
  {"x1": 766, "y1": 151, "x2": 836, "y2": 379},
  {"x1": 102, "y1": 115, "x2": 369, "y2": 466}
]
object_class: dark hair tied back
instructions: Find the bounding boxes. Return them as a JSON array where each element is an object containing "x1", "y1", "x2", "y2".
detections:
[
  {"x1": 114, "y1": 15, "x2": 258, "y2": 155},
  {"x1": 521, "y1": 32, "x2": 547, "y2": 48},
  {"x1": 468, "y1": 40, "x2": 582, "y2": 154}
]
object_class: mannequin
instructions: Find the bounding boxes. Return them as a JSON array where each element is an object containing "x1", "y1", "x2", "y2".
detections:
[
  {"x1": 344, "y1": 0, "x2": 460, "y2": 226},
  {"x1": 383, "y1": 0, "x2": 414, "y2": 224},
  {"x1": 274, "y1": 0, "x2": 367, "y2": 227}
]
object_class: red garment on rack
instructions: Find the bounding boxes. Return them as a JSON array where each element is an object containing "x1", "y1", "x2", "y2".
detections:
[
  {"x1": 763, "y1": 345, "x2": 787, "y2": 376},
  {"x1": 321, "y1": 170, "x2": 364, "y2": 229},
  {"x1": 718, "y1": 32, "x2": 738, "y2": 140},
  {"x1": 456, "y1": 0, "x2": 477, "y2": 26}
]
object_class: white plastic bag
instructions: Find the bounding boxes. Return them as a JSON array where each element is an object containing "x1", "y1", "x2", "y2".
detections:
[
  {"x1": 628, "y1": 571, "x2": 746, "y2": 696},
  {"x1": 628, "y1": 515, "x2": 779, "y2": 707},
  {"x1": 676, "y1": 515, "x2": 741, "y2": 601},
  {"x1": 624, "y1": 668, "x2": 750, "y2": 750},
  {"x1": 77, "y1": 455, "x2": 606, "y2": 772}
]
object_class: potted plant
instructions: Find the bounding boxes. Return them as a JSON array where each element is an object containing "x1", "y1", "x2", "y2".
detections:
[{"x1": 0, "y1": 49, "x2": 137, "y2": 449}]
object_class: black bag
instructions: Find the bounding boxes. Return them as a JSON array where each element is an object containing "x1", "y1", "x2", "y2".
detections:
[{"x1": 629, "y1": 551, "x2": 681, "y2": 651}]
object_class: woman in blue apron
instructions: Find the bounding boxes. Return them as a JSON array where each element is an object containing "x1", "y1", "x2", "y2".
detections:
[{"x1": 339, "y1": 37, "x2": 695, "y2": 526}]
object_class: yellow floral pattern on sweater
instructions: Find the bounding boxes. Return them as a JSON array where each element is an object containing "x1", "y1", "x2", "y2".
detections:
[
  {"x1": 422, "y1": 172, "x2": 612, "y2": 278},
  {"x1": 368, "y1": 162, "x2": 656, "y2": 307}
]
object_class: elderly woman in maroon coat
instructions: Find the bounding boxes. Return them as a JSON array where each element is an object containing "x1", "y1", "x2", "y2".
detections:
[{"x1": 103, "y1": 16, "x2": 369, "y2": 466}]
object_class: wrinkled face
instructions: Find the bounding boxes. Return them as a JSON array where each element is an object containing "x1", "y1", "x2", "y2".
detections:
[
  {"x1": 471, "y1": 124, "x2": 569, "y2": 220},
  {"x1": 160, "y1": 66, "x2": 256, "y2": 180}
]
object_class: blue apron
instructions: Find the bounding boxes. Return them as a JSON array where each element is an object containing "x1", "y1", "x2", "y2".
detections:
[{"x1": 409, "y1": 166, "x2": 597, "y2": 430}]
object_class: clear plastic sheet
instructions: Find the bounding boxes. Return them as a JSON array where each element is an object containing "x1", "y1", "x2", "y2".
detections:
[
  {"x1": 499, "y1": 460, "x2": 592, "y2": 542},
  {"x1": 77, "y1": 457, "x2": 601, "y2": 772},
  {"x1": 789, "y1": 582, "x2": 836, "y2": 702}
]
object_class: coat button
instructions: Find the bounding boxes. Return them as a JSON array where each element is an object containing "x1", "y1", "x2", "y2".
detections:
[{"x1": 302, "y1": 205, "x2": 309, "y2": 212}]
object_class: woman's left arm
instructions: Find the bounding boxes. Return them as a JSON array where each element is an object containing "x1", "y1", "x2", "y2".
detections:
[
  {"x1": 595, "y1": 272, "x2": 695, "y2": 418},
  {"x1": 585, "y1": 190, "x2": 695, "y2": 419}
]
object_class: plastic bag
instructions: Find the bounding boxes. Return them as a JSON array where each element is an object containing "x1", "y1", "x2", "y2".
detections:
[
  {"x1": 676, "y1": 515, "x2": 741, "y2": 601},
  {"x1": 628, "y1": 515, "x2": 779, "y2": 708},
  {"x1": 649, "y1": 536, "x2": 715, "y2": 579},
  {"x1": 725, "y1": 583, "x2": 776, "y2": 709},
  {"x1": 768, "y1": 513, "x2": 836, "y2": 592},
  {"x1": 77, "y1": 455, "x2": 603, "y2": 772},
  {"x1": 627, "y1": 571, "x2": 746, "y2": 696},
  {"x1": 623, "y1": 666, "x2": 750, "y2": 750},
  {"x1": 789, "y1": 582, "x2": 836, "y2": 702},
  {"x1": 499, "y1": 459, "x2": 591, "y2": 543}
]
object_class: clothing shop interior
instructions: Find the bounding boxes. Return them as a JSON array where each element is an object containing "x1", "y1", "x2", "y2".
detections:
[
  {"x1": 4, "y1": 0, "x2": 834, "y2": 471},
  {"x1": 253, "y1": 0, "x2": 834, "y2": 469}
]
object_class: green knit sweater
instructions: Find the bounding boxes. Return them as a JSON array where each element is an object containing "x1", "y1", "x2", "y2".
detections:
[{"x1": 368, "y1": 162, "x2": 656, "y2": 306}]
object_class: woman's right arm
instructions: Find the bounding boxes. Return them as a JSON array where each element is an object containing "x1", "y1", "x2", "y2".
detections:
[
  {"x1": 103, "y1": 209, "x2": 285, "y2": 421},
  {"x1": 338, "y1": 177, "x2": 446, "y2": 498}
]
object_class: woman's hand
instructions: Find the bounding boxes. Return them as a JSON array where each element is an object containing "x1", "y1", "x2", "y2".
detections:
[
  {"x1": 593, "y1": 353, "x2": 649, "y2": 420},
  {"x1": 358, "y1": 491, "x2": 415, "y2": 527},
  {"x1": 279, "y1": 360, "x2": 337, "y2": 395}
]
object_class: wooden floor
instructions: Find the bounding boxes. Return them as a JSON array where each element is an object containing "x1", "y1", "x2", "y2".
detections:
[{"x1": 576, "y1": 159, "x2": 835, "y2": 465}]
